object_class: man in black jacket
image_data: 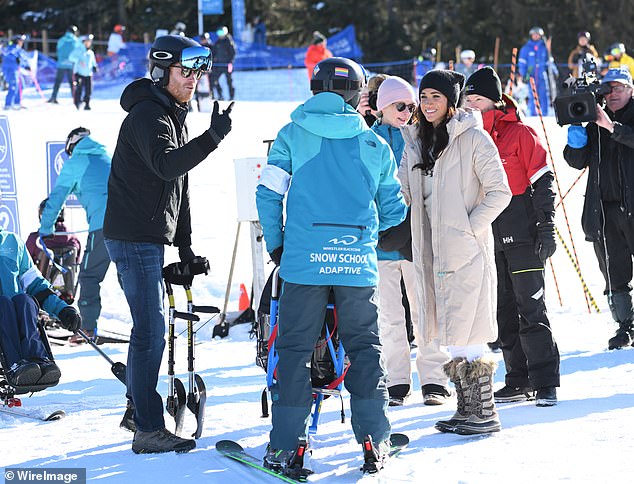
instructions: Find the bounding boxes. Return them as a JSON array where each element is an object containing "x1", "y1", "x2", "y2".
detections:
[
  {"x1": 103, "y1": 34, "x2": 233, "y2": 454},
  {"x1": 211, "y1": 26, "x2": 236, "y2": 100},
  {"x1": 564, "y1": 67, "x2": 634, "y2": 350}
]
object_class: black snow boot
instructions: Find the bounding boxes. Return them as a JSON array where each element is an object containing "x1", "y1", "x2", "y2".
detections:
[
  {"x1": 132, "y1": 427, "x2": 195, "y2": 454},
  {"x1": 607, "y1": 292, "x2": 634, "y2": 349}
]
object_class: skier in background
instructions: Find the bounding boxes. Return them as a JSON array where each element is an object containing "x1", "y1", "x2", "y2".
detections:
[
  {"x1": 2, "y1": 34, "x2": 30, "y2": 110},
  {"x1": 48, "y1": 26, "x2": 80, "y2": 104},
  {"x1": 211, "y1": 26, "x2": 236, "y2": 100},
  {"x1": 69, "y1": 34, "x2": 98, "y2": 110},
  {"x1": 567, "y1": 31, "x2": 600, "y2": 78},
  {"x1": 518, "y1": 26, "x2": 554, "y2": 116},
  {"x1": 304, "y1": 31, "x2": 332, "y2": 79}
]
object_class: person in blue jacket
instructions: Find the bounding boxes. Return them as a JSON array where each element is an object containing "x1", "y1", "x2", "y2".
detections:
[
  {"x1": 256, "y1": 57, "x2": 407, "y2": 473},
  {"x1": 2, "y1": 34, "x2": 30, "y2": 110},
  {"x1": 48, "y1": 25, "x2": 81, "y2": 104},
  {"x1": 39, "y1": 128, "x2": 111, "y2": 343},
  {"x1": 0, "y1": 187, "x2": 81, "y2": 388},
  {"x1": 371, "y1": 76, "x2": 452, "y2": 407},
  {"x1": 69, "y1": 34, "x2": 98, "y2": 110},
  {"x1": 518, "y1": 26, "x2": 554, "y2": 116}
]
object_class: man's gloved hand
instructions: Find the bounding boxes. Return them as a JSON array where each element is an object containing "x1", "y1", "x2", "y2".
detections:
[
  {"x1": 535, "y1": 222, "x2": 557, "y2": 262},
  {"x1": 58, "y1": 307, "x2": 82, "y2": 332},
  {"x1": 178, "y1": 246, "x2": 196, "y2": 265},
  {"x1": 269, "y1": 246, "x2": 283, "y2": 266},
  {"x1": 567, "y1": 125, "x2": 588, "y2": 149},
  {"x1": 210, "y1": 101, "x2": 234, "y2": 140}
]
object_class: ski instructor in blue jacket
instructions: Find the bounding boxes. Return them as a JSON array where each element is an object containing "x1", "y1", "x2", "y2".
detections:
[
  {"x1": 40, "y1": 128, "x2": 111, "y2": 344},
  {"x1": 256, "y1": 57, "x2": 407, "y2": 473}
]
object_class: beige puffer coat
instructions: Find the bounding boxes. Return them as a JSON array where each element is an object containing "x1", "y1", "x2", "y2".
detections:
[{"x1": 399, "y1": 108, "x2": 511, "y2": 346}]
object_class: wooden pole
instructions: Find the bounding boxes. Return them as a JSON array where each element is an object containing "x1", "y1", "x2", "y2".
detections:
[{"x1": 493, "y1": 36, "x2": 500, "y2": 71}]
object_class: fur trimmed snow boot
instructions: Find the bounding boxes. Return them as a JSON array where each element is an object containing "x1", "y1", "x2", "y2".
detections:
[
  {"x1": 435, "y1": 358, "x2": 468, "y2": 433},
  {"x1": 453, "y1": 358, "x2": 501, "y2": 435}
]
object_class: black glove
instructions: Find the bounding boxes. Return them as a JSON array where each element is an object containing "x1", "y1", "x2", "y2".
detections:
[
  {"x1": 178, "y1": 246, "x2": 196, "y2": 265},
  {"x1": 269, "y1": 246, "x2": 283, "y2": 266},
  {"x1": 535, "y1": 222, "x2": 557, "y2": 262},
  {"x1": 58, "y1": 307, "x2": 82, "y2": 332},
  {"x1": 210, "y1": 101, "x2": 234, "y2": 140}
]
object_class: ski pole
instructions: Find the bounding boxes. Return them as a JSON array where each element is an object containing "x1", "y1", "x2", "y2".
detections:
[
  {"x1": 75, "y1": 329, "x2": 127, "y2": 385},
  {"x1": 555, "y1": 167, "x2": 587, "y2": 210},
  {"x1": 548, "y1": 260, "x2": 563, "y2": 306},
  {"x1": 554, "y1": 227, "x2": 600, "y2": 313},
  {"x1": 529, "y1": 77, "x2": 592, "y2": 313},
  {"x1": 509, "y1": 47, "x2": 518, "y2": 97}
]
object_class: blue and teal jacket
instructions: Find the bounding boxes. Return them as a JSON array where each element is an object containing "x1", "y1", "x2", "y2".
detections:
[
  {"x1": 371, "y1": 121, "x2": 407, "y2": 262},
  {"x1": 0, "y1": 227, "x2": 68, "y2": 317},
  {"x1": 40, "y1": 136, "x2": 111, "y2": 235},
  {"x1": 69, "y1": 44, "x2": 97, "y2": 77},
  {"x1": 256, "y1": 92, "x2": 407, "y2": 287},
  {"x1": 56, "y1": 32, "x2": 81, "y2": 69}
]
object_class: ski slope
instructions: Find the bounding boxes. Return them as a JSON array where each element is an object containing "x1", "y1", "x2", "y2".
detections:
[{"x1": 1, "y1": 77, "x2": 633, "y2": 483}]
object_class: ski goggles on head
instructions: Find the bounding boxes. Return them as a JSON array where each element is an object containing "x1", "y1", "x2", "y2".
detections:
[{"x1": 180, "y1": 46, "x2": 212, "y2": 72}]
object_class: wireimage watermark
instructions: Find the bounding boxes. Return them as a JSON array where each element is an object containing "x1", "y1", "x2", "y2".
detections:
[{"x1": 4, "y1": 468, "x2": 85, "y2": 484}]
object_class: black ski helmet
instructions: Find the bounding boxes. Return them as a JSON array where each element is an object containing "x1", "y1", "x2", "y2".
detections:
[
  {"x1": 39, "y1": 198, "x2": 65, "y2": 223},
  {"x1": 310, "y1": 57, "x2": 367, "y2": 108},
  {"x1": 65, "y1": 127, "x2": 91, "y2": 156},
  {"x1": 149, "y1": 34, "x2": 212, "y2": 87}
]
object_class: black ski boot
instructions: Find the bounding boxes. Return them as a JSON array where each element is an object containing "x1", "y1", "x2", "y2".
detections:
[
  {"x1": 360, "y1": 435, "x2": 390, "y2": 474},
  {"x1": 607, "y1": 292, "x2": 634, "y2": 350},
  {"x1": 608, "y1": 322, "x2": 634, "y2": 350},
  {"x1": 263, "y1": 440, "x2": 312, "y2": 479}
]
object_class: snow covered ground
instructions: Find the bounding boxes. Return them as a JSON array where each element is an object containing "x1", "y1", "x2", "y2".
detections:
[{"x1": 1, "y1": 77, "x2": 633, "y2": 483}]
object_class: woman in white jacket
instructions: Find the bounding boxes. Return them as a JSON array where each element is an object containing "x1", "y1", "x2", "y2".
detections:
[{"x1": 399, "y1": 70, "x2": 511, "y2": 435}]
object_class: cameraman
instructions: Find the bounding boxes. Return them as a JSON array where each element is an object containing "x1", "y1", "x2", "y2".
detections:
[{"x1": 564, "y1": 67, "x2": 634, "y2": 350}]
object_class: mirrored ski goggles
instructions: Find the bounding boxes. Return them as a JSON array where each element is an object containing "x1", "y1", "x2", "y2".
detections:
[
  {"x1": 180, "y1": 46, "x2": 212, "y2": 72},
  {"x1": 173, "y1": 65, "x2": 205, "y2": 80},
  {"x1": 395, "y1": 102, "x2": 417, "y2": 113}
]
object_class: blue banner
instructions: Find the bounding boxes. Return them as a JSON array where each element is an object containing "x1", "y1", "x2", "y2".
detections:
[
  {"x1": 31, "y1": 25, "x2": 363, "y2": 90},
  {"x1": 46, "y1": 142, "x2": 80, "y2": 207},
  {"x1": 0, "y1": 116, "x2": 17, "y2": 196},
  {"x1": 0, "y1": 197, "x2": 20, "y2": 234},
  {"x1": 232, "y1": 0, "x2": 246, "y2": 45},
  {"x1": 201, "y1": 0, "x2": 223, "y2": 15}
]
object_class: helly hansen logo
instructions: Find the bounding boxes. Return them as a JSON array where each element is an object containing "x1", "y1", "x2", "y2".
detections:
[{"x1": 502, "y1": 236, "x2": 514, "y2": 244}]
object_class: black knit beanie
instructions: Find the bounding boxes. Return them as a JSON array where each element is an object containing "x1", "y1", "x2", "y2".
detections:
[
  {"x1": 419, "y1": 70, "x2": 465, "y2": 108},
  {"x1": 465, "y1": 66, "x2": 502, "y2": 103}
]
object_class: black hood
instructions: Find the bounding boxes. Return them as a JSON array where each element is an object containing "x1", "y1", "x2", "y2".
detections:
[{"x1": 120, "y1": 78, "x2": 189, "y2": 126}]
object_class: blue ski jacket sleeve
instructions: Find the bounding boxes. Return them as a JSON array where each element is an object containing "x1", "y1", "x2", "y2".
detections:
[
  {"x1": 256, "y1": 92, "x2": 406, "y2": 286},
  {"x1": 39, "y1": 137, "x2": 111, "y2": 235},
  {"x1": 0, "y1": 228, "x2": 68, "y2": 317}
]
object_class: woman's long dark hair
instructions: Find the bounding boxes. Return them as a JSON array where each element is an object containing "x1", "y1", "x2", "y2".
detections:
[{"x1": 412, "y1": 106, "x2": 456, "y2": 175}]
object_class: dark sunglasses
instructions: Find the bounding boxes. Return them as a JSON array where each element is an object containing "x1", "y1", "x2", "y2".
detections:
[
  {"x1": 173, "y1": 65, "x2": 205, "y2": 80},
  {"x1": 395, "y1": 102, "x2": 417, "y2": 113}
]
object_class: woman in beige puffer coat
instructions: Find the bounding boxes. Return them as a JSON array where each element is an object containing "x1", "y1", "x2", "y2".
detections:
[{"x1": 398, "y1": 70, "x2": 511, "y2": 435}]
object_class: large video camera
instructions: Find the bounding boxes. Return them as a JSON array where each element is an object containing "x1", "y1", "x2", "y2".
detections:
[{"x1": 553, "y1": 54, "x2": 611, "y2": 126}]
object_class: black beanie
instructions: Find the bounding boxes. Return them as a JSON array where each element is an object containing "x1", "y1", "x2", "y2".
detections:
[
  {"x1": 419, "y1": 70, "x2": 465, "y2": 108},
  {"x1": 465, "y1": 66, "x2": 502, "y2": 103}
]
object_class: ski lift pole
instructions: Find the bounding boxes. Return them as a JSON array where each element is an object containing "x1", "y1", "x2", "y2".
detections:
[
  {"x1": 529, "y1": 77, "x2": 592, "y2": 313},
  {"x1": 509, "y1": 47, "x2": 518, "y2": 97}
]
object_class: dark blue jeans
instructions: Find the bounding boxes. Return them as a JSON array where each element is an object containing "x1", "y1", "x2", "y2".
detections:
[
  {"x1": 104, "y1": 239, "x2": 165, "y2": 432},
  {"x1": 0, "y1": 294, "x2": 48, "y2": 366}
]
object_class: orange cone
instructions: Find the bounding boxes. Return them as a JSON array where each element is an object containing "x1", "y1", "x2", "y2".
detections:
[{"x1": 239, "y1": 283, "x2": 250, "y2": 311}]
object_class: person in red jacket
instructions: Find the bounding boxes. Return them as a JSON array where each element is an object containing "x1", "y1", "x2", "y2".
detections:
[
  {"x1": 304, "y1": 31, "x2": 332, "y2": 78},
  {"x1": 465, "y1": 66, "x2": 560, "y2": 407}
]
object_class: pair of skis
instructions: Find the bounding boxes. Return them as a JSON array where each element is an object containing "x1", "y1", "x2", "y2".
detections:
[
  {"x1": 163, "y1": 259, "x2": 219, "y2": 440},
  {"x1": 216, "y1": 433, "x2": 409, "y2": 482}
]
